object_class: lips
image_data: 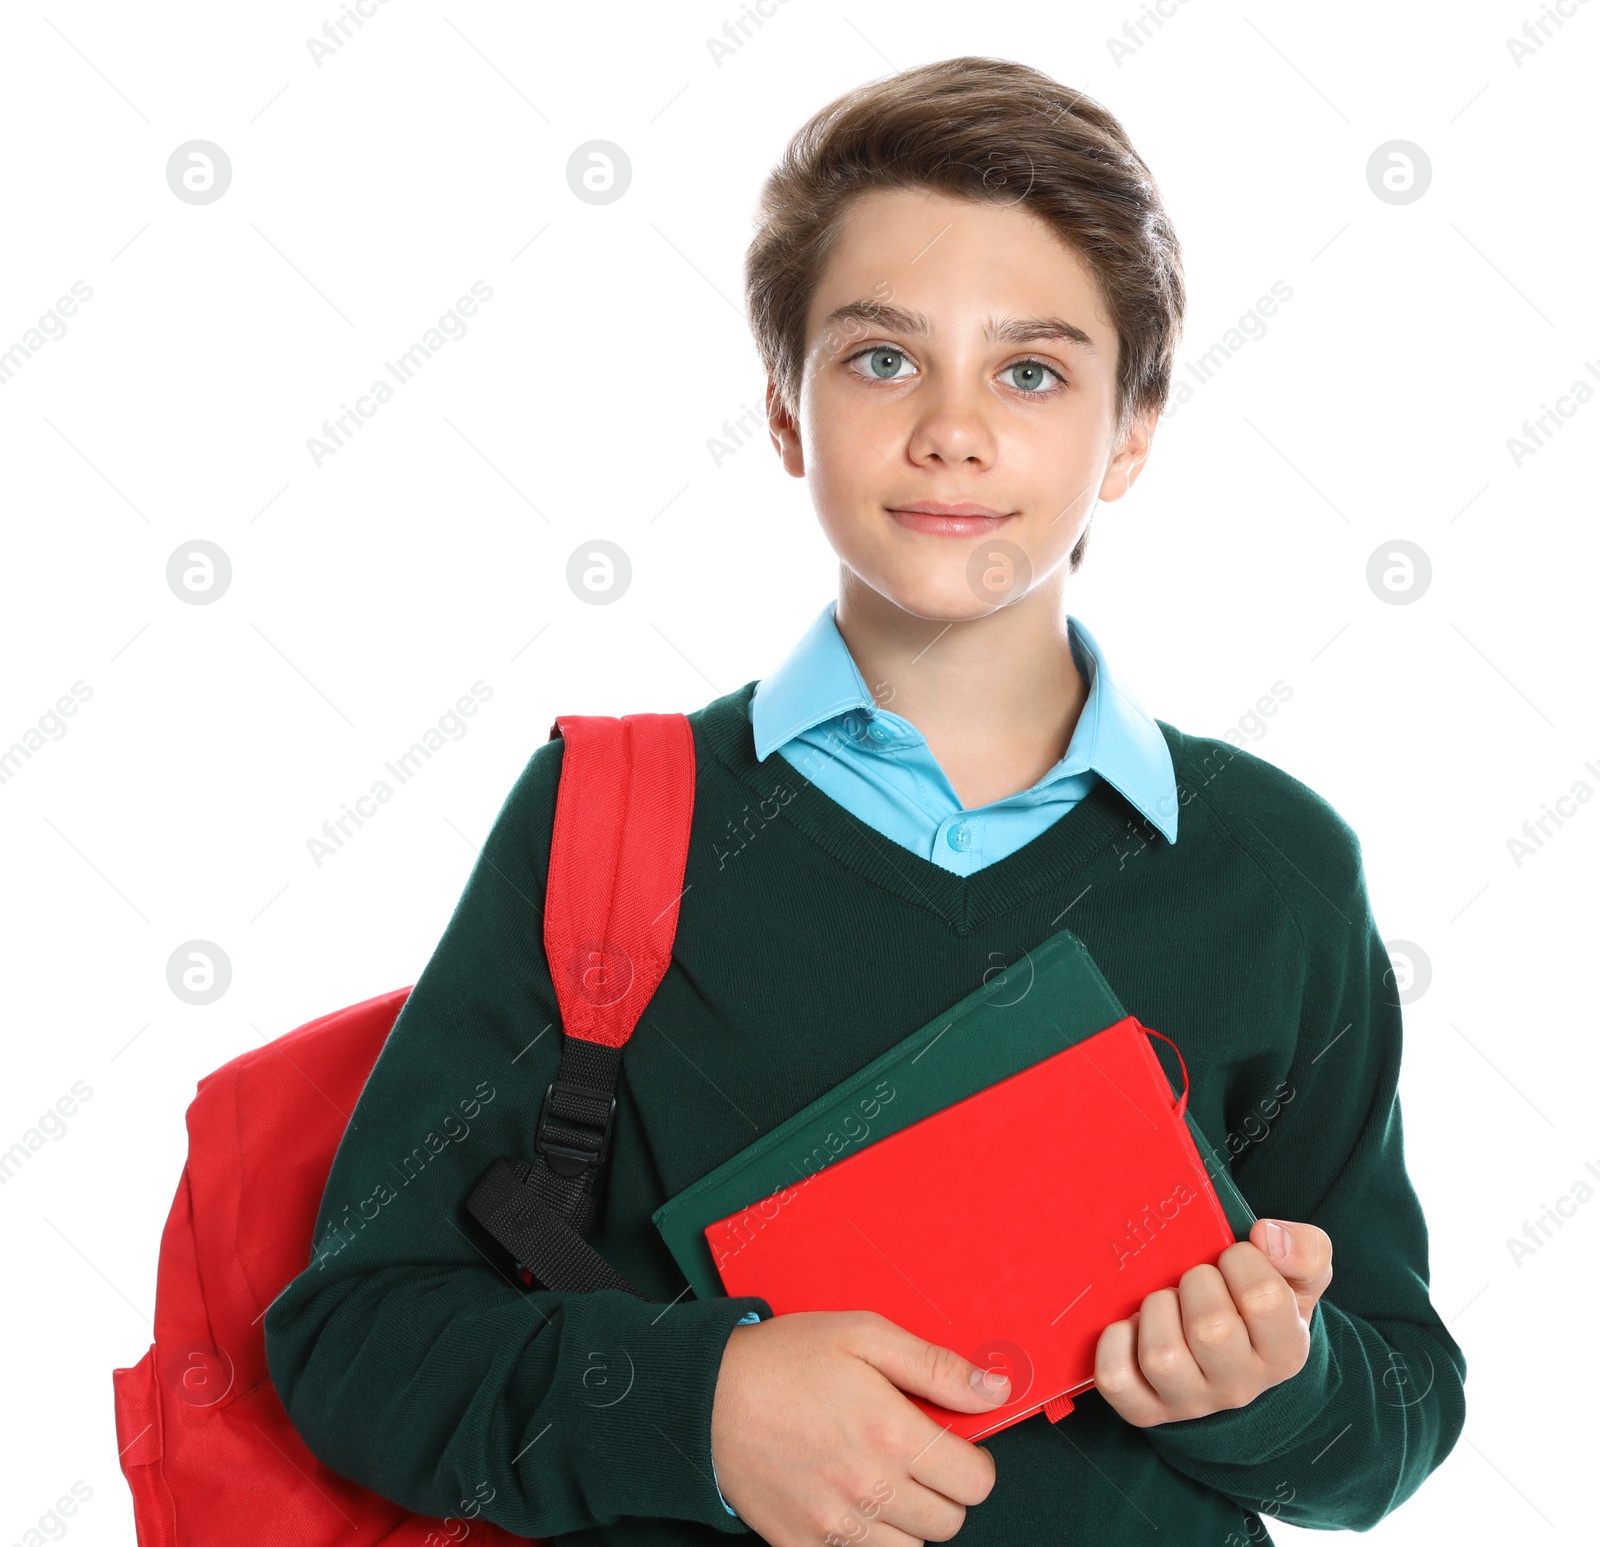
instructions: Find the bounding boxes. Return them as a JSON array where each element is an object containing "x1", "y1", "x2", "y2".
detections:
[{"x1": 888, "y1": 503, "x2": 1016, "y2": 536}]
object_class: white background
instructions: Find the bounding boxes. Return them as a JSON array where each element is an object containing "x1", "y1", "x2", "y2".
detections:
[{"x1": 2, "y1": 1, "x2": 1596, "y2": 1542}]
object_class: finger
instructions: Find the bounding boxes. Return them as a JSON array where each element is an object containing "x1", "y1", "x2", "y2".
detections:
[
  {"x1": 1250, "y1": 1219, "x2": 1334, "y2": 1306},
  {"x1": 1173, "y1": 1260, "x2": 1255, "y2": 1390},
  {"x1": 876, "y1": 1472, "x2": 974, "y2": 1544},
  {"x1": 852, "y1": 1310, "x2": 1013, "y2": 1413},
  {"x1": 1214, "y1": 1241, "x2": 1313, "y2": 1375},
  {"x1": 1093, "y1": 1311, "x2": 1167, "y2": 1426},
  {"x1": 906, "y1": 1424, "x2": 997, "y2": 1510},
  {"x1": 815, "y1": 1429, "x2": 985, "y2": 1546},
  {"x1": 811, "y1": 1510, "x2": 923, "y2": 1547},
  {"x1": 1135, "y1": 1286, "x2": 1210, "y2": 1411}
]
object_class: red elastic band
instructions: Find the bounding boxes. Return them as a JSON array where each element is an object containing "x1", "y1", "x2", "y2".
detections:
[{"x1": 1140, "y1": 1025, "x2": 1190, "y2": 1120}]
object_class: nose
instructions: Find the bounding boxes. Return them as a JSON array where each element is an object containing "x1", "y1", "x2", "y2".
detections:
[{"x1": 904, "y1": 372, "x2": 998, "y2": 470}]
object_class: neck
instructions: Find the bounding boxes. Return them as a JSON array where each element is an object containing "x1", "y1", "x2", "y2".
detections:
[{"x1": 832, "y1": 569, "x2": 1089, "y2": 807}]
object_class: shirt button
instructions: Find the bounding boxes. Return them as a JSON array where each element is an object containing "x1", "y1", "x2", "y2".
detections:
[
  {"x1": 946, "y1": 822, "x2": 973, "y2": 852},
  {"x1": 868, "y1": 722, "x2": 891, "y2": 743}
]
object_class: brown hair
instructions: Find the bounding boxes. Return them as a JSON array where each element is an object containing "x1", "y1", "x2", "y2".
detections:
[{"x1": 745, "y1": 56, "x2": 1185, "y2": 566}]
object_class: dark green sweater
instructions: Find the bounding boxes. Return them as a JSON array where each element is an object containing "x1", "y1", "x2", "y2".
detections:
[{"x1": 264, "y1": 681, "x2": 1466, "y2": 1544}]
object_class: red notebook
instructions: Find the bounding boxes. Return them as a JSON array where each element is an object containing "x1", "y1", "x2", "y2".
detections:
[{"x1": 705, "y1": 1016, "x2": 1237, "y2": 1439}]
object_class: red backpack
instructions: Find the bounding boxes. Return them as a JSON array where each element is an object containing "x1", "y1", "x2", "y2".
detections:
[{"x1": 113, "y1": 713, "x2": 697, "y2": 1545}]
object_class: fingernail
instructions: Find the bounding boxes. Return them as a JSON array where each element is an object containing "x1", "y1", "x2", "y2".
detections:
[
  {"x1": 971, "y1": 1367, "x2": 1010, "y2": 1396},
  {"x1": 1263, "y1": 1221, "x2": 1291, "y2": 1258}
]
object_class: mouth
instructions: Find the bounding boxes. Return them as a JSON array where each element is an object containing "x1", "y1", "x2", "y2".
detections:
[{"x1": 887, "y1": 502, "x2": 1017, "y2": 537}]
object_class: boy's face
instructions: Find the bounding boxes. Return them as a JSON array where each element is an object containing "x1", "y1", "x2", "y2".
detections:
[{"x1": 769, "y1": 187, "x2": 1156, "y2": 621}]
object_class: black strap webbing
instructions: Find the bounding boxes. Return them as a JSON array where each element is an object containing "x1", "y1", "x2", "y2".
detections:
[
  {"x1": 465, "y1": 1157, "x2": 644, "y2": 1297},
  {"x1": 465, "y1": 1034, "x2": 648, "y2": 1298}
]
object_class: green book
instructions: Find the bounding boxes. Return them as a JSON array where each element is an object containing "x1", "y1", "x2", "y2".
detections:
[{"x1": 652, "y1": 926, "x2": 1257, "y2": 1300}]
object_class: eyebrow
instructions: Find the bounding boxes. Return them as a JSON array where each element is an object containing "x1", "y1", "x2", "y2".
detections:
[{"x1": 818, "y1": 299, "x2": 1098, "y2": 352}]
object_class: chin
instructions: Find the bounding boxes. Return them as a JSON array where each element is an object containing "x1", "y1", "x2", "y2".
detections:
[{"x1": 858, "y1": 565, "x2": 1026, "y2": 624}]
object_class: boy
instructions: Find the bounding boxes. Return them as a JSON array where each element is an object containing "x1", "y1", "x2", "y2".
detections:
[{"x1": 265, "y1": 55, "x2": 1465, "y2": 1546}]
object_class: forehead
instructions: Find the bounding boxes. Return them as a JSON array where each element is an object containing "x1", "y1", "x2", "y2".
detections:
[{"x1": 807, "y1": 186, "x2": 1114, "y2": 342}]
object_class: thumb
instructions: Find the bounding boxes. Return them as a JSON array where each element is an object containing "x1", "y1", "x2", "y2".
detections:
[
  {"x1": 861, "y1": 1318, "x2": 1012, "y2": 1412},
  {"x1": 1250, "y1": 1218, "x2": 1333, "y2": 1317}
]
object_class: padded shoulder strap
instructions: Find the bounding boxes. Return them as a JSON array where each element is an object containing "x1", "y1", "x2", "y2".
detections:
[
  {"x1": 543, "y1": 712, "x2": 696, "y2": 1051},
  {"x1": 465, "y1": 712, "x2": 696, "y2": 1297}
]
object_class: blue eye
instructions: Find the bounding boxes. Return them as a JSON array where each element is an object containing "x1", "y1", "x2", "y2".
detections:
[
  {"x1": 1006, "y1": 359, "x2": 1062, "y2": 393},
  {"x1": 863, "y1": 347, "x2": 911, "y2": 380}
]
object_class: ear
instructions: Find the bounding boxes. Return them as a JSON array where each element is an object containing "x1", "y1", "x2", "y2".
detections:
[
  {"x1": 1098, "y1": 408, "x2": 1158, "y2": 502},
  {"x1": 766, "y1": 379, "x2": 805, "y2": 478}
]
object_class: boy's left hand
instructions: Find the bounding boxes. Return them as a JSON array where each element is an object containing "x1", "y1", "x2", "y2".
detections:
[{"x1": 1093, "y1": 1218, "x2": 1333, "y2": 1428}]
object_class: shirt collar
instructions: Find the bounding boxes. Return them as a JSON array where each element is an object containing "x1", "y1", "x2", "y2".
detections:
[{"x1": 750, "y1": 598, "x2": 1178, "y2": 843}]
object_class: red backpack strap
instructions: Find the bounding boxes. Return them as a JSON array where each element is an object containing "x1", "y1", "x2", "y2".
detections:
[
  {"x1": 542, "y1": 712, "x2": 696, "y2": 1050},
  {"x1": 465, "y1": 713, "x2": 696, "y2": 1297}
]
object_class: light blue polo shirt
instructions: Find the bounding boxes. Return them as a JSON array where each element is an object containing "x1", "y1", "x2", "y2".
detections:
[{"x1": 747, "y1": 597, "x2": 1179, "y2": 872}]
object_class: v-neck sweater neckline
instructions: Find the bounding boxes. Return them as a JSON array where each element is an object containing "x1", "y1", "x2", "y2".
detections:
[{"x1": 695, "y1": 680, "x2": 1161, "y2": 935}]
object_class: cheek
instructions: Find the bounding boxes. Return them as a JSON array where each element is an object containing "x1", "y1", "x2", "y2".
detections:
[
  {"x1": 803, "y1": 400, "x2": 887, "y2": 526},
  {"x1": 1006, "y1": 411, "x2": 1100, "y2": 491},
  {"x1": 804, "y1": 384, "x2": 876, "y2": 471},
  {"x1": 1010, "y1": 414, "x2": 1114, "y2": 545},
  {"x1": 805, "y1": 442, "x2": 864, "y2": 526}
]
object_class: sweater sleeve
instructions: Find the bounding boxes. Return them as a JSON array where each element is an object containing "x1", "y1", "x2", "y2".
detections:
[
  {"x1": 262, "y1": 735, "x2": 773, "y2": 1539},
  {"x1": 1138, "y1": 822, "x2": 1467, "y2": 1531}
]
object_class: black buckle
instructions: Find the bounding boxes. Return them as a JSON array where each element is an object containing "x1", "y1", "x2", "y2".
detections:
[{"x1": 535, "y1": 1078, "x2": 616, "y2": 1179}]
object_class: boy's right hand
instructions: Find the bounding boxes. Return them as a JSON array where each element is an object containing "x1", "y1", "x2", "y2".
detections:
[{"x1": 709, "y1": 1309, "x2": 1010, "y2": 1545}]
